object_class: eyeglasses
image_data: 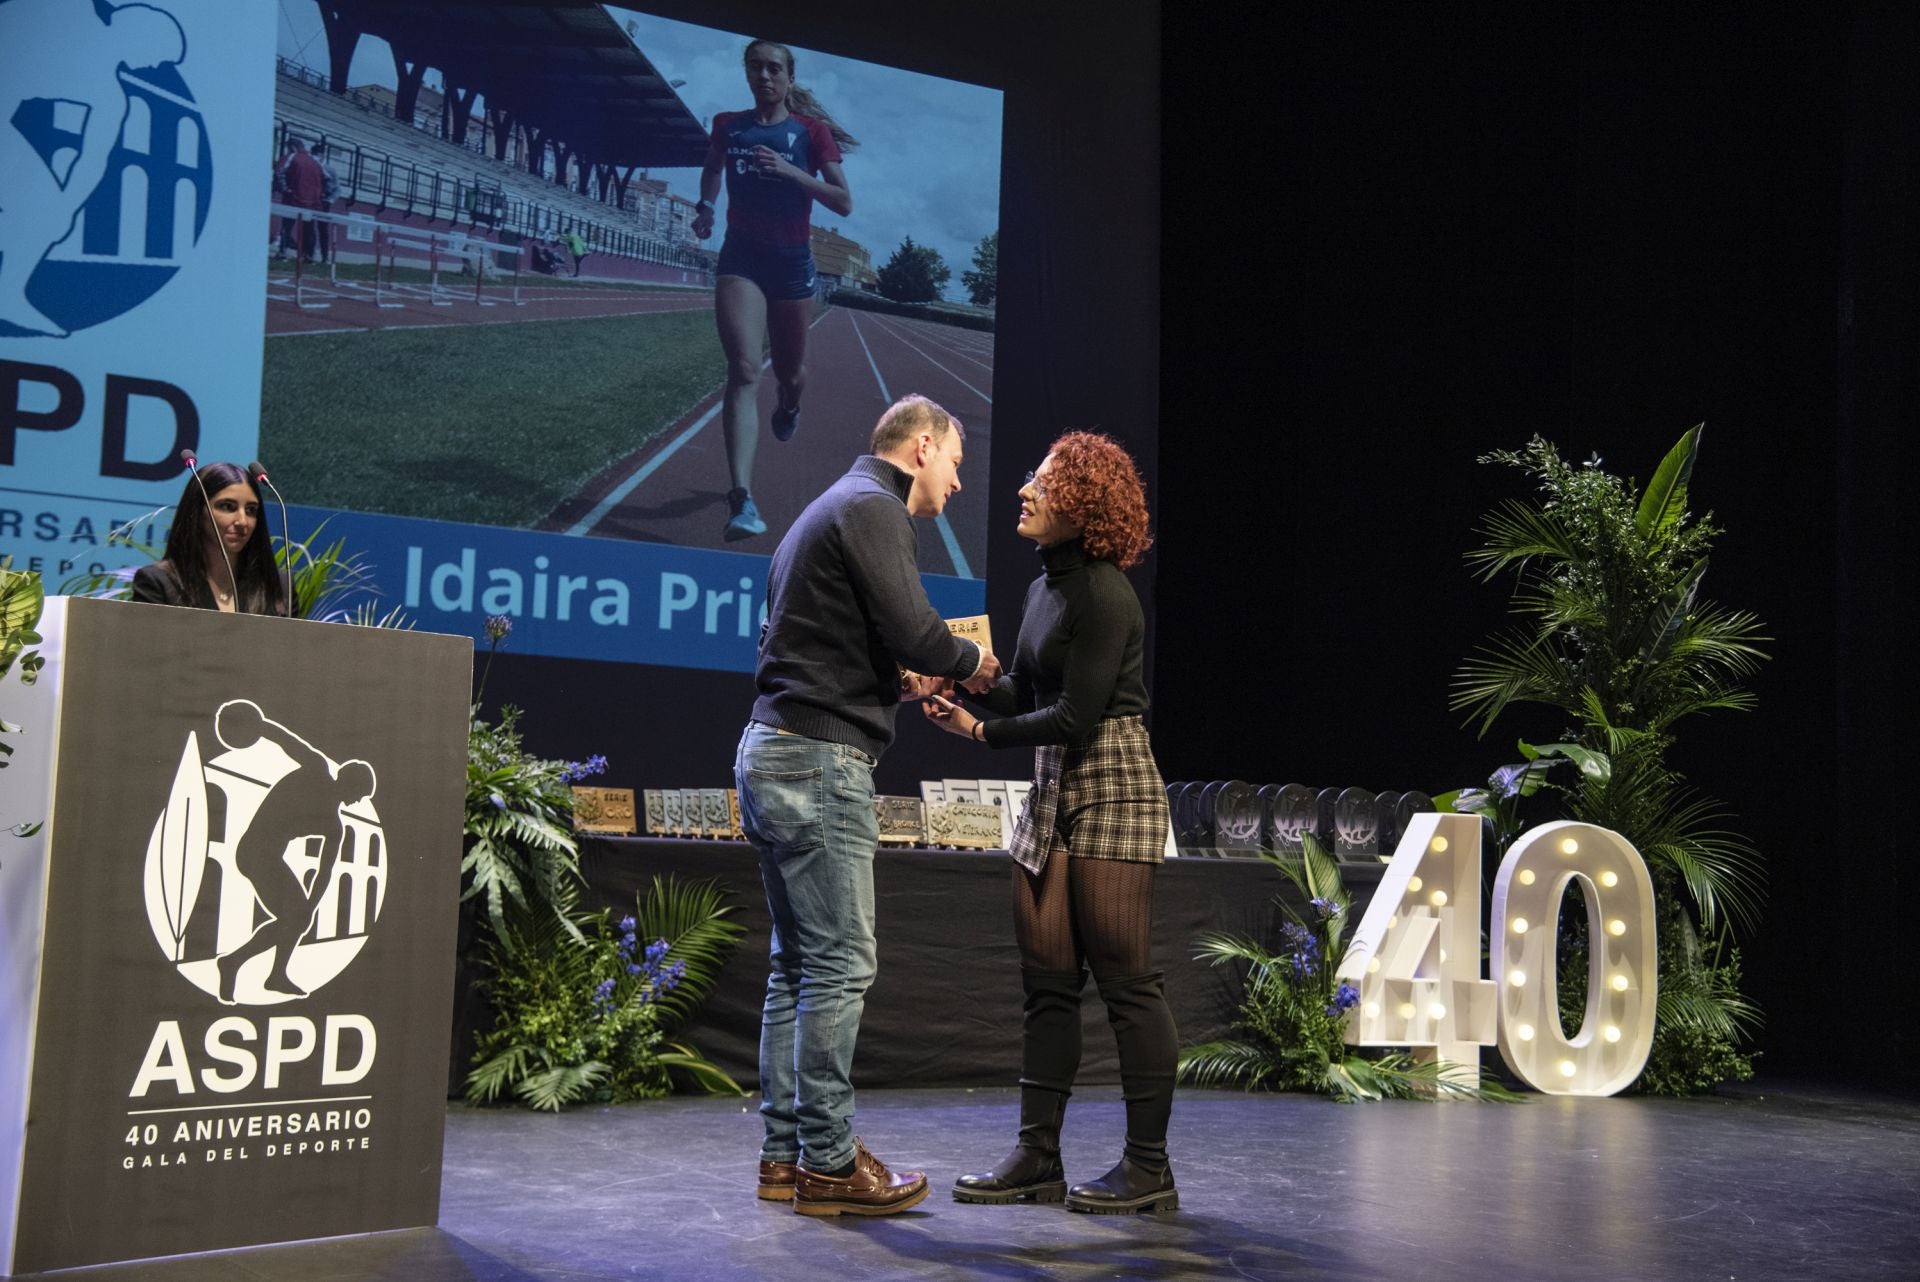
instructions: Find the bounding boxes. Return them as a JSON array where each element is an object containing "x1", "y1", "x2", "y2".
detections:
[{"x1": 1022, "y1": 469, "x2": 1048, "y2": 500}]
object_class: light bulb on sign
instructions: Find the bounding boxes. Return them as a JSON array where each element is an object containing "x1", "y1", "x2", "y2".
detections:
[
  {"x1": 1518, "y1": 868, "x2": 1536, "y2": 885},
  {"x1": 1367, "y1": 957, "x2": 1381, "y2": 975},
  {"x1": 1508, "y1": 969, "x2": 1527, "y2": 987},
  {"x1": 1431, "y1": 836, "x2": 1449, "y2": 853},
  {"x1": 1429, "y1": 890, "x2": 1449, "y2": 907},
  {"x1": 1427, "y1": 1002, "x2": 1446, "y2": 1020},
  {"x1": 1559, "y1": 837, "x2": 1579, "y2": 855},
  {"x1": 1408, "y1": 876, "x2": 1423, "y2": 892},
  {"x1": 1363, "y1": 1002, "x2": 1380, "y2": 1018},
  {"x1": 1511, "y1": 917, "x2": 1529, "y2": 934},
  {"x1": 1557, "y1": 1060, "x2": 1577, "y2": 1078},
  {"x1": 1516, "y1": 1023, "x2": 1535, "y2": 1041},
  {"x1": 1607, "y1": 919, "x2": 1626, "y2": 937},
  {"x1": 1604, "y1": 1026, "x2": 1622, "y2": 1043},
  {"x1": 1599, "y1": 870, "x2": 1618, "y2": 888},
  {"x1": 1398, "y1": 1002, "x2": 1417, "y2": 1020},
  {"x1": 1610, "y1": 973, "x2": 1630, "y2": 992}
]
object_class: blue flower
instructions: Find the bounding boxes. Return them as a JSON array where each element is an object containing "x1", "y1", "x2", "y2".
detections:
[
  {"x1": 626, "y1": 962, "x2": 642, "y2": 977},
  {"x1": 646, "y1": 939, "x2": 670, "y2": 965},
  {"x1": 483, "y1": 614, "x2": 514, "y2": 643},
  {"x1": 561, "y1": 754, "x2": 611, "y2": 784},
  {"x1": 1310, "y1": 896, "x2": 1342, "y2": 920},
  {"x1": 488, "y1": 791, "x2": 506, "y2": 810},
  {"x1": 619, "y1": 915, "x2": 637, "y2": 934},
  {"x1": 1326, "y1": 983, "x2": 1361, "y2": 1017}
]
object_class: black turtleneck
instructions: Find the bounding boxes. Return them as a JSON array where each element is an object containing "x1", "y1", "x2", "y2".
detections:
[{"x1": 976, "y1": 538, "x2": 1149, "y2": 748}]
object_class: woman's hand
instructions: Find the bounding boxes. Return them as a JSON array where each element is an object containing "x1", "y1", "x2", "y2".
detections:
[
  {"x1": 751, "y1": 145, "x2": 804, "y2": 183},
  {"x1": 923, "y1": 694, "x2": 982, "y2": 741}
]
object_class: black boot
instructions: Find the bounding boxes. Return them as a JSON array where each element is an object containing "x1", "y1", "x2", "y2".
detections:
[
  {"x1": 1065, "y1": 971, "x2": 1179, "y2": 1214},
  {"x1": 953, "y1": 967, "x2": 1084, "y2": 1204},
  {"x1": 1065, "y1": 1151, "x2": 1178, "y2": 1214}
]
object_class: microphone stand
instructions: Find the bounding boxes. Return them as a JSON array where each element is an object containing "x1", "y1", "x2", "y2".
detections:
[
  {"x1": 249, "y1": 461, "x2": 294, "y2": 616},
  {"x1": 180, "y1": 451, "x2": 241, "y2": 612}
]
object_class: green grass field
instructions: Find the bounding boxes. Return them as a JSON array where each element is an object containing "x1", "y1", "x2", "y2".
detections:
[{"x1": 259, "y1": 309, "x2": 724, "y2": 527}]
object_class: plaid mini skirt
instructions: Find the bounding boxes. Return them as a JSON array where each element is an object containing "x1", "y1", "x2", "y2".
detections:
[{"x1": 1008, "y1": 715, "x2": 1169, "y2": 873}]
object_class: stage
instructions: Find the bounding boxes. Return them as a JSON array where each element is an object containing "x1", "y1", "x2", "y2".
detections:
[{"x1": 16, "y1": 1080, "x2": 1916, "y2": 1281}]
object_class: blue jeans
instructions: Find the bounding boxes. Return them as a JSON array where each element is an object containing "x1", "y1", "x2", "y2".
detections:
[{"x1": 734, "y1": 722, "x2": 878, "y2": 1172}]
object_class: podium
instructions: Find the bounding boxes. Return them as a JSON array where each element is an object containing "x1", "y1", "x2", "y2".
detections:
[{"x1": 0, "y1": 598, "x2": 470, "y2": 1275}]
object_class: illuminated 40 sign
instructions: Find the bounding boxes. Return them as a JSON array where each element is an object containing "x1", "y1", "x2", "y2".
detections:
[{"x1": 1335, "y1": 814, "x2": 1657, "y2": 1096}]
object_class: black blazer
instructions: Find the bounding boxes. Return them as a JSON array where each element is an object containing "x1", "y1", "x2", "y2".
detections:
[{"x1": 130, "y1": 562, "x2": 288, "y2": 615}]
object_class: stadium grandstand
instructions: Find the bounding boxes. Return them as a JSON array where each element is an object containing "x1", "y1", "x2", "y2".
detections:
[{"x1": 272, "y1": 0, "x2": 714, "y2": 285}]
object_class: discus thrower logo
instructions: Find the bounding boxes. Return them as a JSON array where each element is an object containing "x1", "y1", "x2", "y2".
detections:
[
  {"x1": 143, "y1": 700, "x2": 386, "y2": 1006},
  {"x1": 0, "y1": 0, "x2": 209, "y2": 339}
]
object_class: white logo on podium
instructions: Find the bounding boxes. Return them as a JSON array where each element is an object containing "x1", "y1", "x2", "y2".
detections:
[{"x1": 142, "y1": 700, "x2": 386, "y2": 1006}]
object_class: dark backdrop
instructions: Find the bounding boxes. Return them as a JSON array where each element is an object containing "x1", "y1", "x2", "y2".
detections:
[
  {"x1": 1155, "y1": 3, "x2": 1914, "y2": 1090},
  {"x1": 483, "y1": 3, "x2": 1915, "y2": 1090}
]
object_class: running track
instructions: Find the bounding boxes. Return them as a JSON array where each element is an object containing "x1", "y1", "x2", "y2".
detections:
[{"x1": 540, "y1": 306, "x2": 997, "y2": 579}]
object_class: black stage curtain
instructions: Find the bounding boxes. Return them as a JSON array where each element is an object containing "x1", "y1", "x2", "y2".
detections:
[{"x1": 576, "y1": 838, "x2": 1381, "y2": 1091}]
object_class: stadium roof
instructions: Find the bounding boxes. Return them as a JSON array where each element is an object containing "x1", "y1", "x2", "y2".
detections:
[{"x1": 328, "y1": 0, "x2": 708, "y2": 168}]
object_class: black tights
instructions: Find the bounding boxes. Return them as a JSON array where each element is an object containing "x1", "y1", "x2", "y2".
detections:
[
  {"x1": 1009, "y1": 836, "x2": 1176, "y2": 1166},
  {"x1": 1011, "y1": 839, "x2": 1157, "y2": 981}
]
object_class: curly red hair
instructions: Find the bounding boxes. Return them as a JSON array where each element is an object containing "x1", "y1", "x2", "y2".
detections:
[{"x1": 1042, "y1": 431, "x2": 1152, "y2": 569}]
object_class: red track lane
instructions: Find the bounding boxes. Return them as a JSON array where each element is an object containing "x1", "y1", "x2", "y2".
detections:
[
  {"x1": 264, "y1": 278, "x2": 713, "y2": 335},
  {"x1": 542, "y1": 305, "x2": 998, "y2": 578}
]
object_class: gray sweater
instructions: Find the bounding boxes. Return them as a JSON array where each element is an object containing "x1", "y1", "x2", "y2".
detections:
[{"x1": 750, "y1": 455, "x2": 981, "y2": 759}]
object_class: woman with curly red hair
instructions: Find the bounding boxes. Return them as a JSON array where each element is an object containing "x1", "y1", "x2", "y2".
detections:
[{"x1": 924, "y1": 431, "x2": 1178, "y2": 1214}]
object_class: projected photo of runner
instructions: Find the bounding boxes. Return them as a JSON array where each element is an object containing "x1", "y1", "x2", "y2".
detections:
[{"x1": 259, "y1": 3, "x2": 1002, "y2": 584}]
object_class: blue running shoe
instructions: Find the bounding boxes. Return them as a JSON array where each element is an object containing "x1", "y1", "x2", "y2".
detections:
[
  {"x1": 772, "y1": 400, "x2": 801, "y2": 442},
  {"x1": 724, "y1": 487, "x2": 767, "y2": 541}
]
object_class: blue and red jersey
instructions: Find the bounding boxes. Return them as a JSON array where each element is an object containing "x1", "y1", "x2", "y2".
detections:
[{"x1": 705, "y1": 110, "x2": 842, "y2": 247}]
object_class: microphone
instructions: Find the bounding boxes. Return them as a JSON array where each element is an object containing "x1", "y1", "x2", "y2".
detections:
[
  {"x1": 181, "y1": 450, "x2": 241, "y2": 613},
  {"x1": 248, "y1": 460, "x2": 293, "y2": 616}
]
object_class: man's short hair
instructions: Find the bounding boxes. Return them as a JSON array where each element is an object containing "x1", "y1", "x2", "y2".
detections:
[{"x1": 870, "y1": 394, "x2": 962, "y2": 454}]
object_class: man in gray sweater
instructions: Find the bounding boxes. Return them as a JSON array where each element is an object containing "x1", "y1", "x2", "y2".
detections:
[{"x1": 736, "y1": 393, "x2": 1000, "y2": 1217}]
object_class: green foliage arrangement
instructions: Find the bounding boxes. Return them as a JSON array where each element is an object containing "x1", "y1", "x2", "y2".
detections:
[
  {"x1": 460, "y1": 616, "x2": 740, "y2": 1110},
  {"x1": 466, "y1": 877, "x2": 745, "y2": 1110},
  {"x1": 1452, "y1": 426, "x2": 1767, "y2": 1092},
  {"x1": 0, "y1": 564, "x2": 48, "y2": 836},
  {"x1": 1180, "y1": 835, "x2": 1522, "y2": 1103},
  {"x1": 463, "y1": 701, "x2": 588, "y2": 942}
]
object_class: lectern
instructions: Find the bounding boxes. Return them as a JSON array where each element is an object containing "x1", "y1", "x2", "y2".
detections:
[{"x1": 0, "y1": 598, "x2": 470, "y2": 1274}]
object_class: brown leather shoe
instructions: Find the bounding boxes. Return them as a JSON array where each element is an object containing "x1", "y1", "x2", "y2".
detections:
[
  {"x1": 758, "y1": 1159, "x2": 797, "y2": 1201},
  {"x1": 793, "y1": 1138, "x2": 929, "y2": 1217}
]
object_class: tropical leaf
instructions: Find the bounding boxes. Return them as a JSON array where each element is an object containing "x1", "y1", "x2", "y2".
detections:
[
  {"x1": 657, "y1": 1044, "x2": 746, "y2": 1096},
  {"x1": 1453, "y1": 628, "x2": 1575, "y2": 734},
  {"x1": 1465, "y1": 499, "x2": 1579, "y2": 581},
  {"x1": 1635, "y1": 424, "x2": 1702, "y2": 542},
  {"x1": 629, "y1": 875, "x2": 745, "y2": 1030},
  {"x1": 1328, "y1": 1053, "x2": 1528, "y2": 1103},
  {"x1": 1177, "y1": 1039, "x2": 1277, "y2": 1090},
  {"x1": 516, "y1": 1061, "x2": 609, "y2": 1112}
]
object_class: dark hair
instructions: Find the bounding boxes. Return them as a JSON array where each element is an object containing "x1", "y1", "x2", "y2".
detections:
[
  {"x1": 870, "y1": 393, "x2": 961, "y2": 454},
  {"x1": 744, "y1": 39, "x2": 859, "y2": 151},
  {"x1": 1043, "y1": 432, "x2": 1153, "y2": 569},
  {"x1": 160, "y1": 462, "x2": 287, "y2": 615}
]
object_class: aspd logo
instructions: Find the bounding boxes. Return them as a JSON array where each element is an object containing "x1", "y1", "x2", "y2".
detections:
[
  {"x1": 0, "y1": 0, "x2": 209, "y2": 339},
  {"x1": 143, "y1": 700, "x2": 387, "y2": 1006}
]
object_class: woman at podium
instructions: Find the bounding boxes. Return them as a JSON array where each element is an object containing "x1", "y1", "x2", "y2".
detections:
[
  {"x1": 131, "y1": 461, "x2": 288, "y2": 615},
  {"x1": 922, "y1": 432, "x2": 1178, "y2": 1215}
]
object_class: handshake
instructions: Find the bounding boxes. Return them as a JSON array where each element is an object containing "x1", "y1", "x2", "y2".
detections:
[{"x1": 900, "y1": 647, "x2": 1002, "y2": 742}]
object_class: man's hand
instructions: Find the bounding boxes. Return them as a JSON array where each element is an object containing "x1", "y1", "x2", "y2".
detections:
[
  {"x1": 899, "y1": 672, "x2": 952, "y2": 701},
  {"x1": 960, "y1": 649, "x2": 1003, "y2": 694}
]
